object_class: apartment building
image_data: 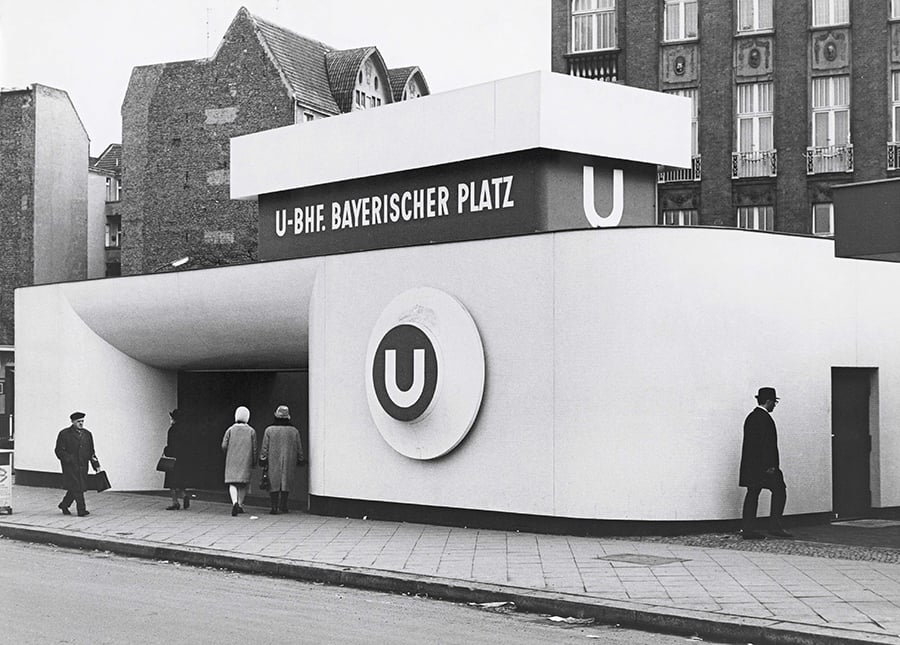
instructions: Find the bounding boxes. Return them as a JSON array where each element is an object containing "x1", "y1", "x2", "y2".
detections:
[
  {"x1": 120, "y1": 7, "x2": 428, "y2": 274},
  {"x1": 88, "y1": 144, "x2": 123, "y2": 277},
  {"x1": 0, "y1": 83, "x2": 90, "y2": 440},
  {"x1": 551, "y1": 0, "x2": 900, "y2": 234}
]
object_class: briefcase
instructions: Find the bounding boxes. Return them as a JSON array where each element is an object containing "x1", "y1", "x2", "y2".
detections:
[{"x1": 88, "y1": 470, "x2": 111, "y2": 492}]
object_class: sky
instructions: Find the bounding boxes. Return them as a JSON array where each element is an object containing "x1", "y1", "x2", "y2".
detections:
[{"x1": 0, "y1": 0, "x2": 550, "y2": 156}]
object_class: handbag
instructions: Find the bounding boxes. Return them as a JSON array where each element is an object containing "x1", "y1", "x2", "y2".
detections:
[
  {"x1": 88, "y1": 470, "x2": 111, "y2": 492},
  {"x1": 260, "y1": 469, "x2": 270, "y2": 491},
  {"x1": 156, "y1": 455, "x2": 176, "y2": 473}
]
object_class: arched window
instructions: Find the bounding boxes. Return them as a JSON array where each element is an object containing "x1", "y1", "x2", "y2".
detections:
[
  {"x1": 403, "y1": 78, "x2": 423, "y2": 101},
  {"x1": 353, "y1": 58, "x2": 389, "y2": 110}
]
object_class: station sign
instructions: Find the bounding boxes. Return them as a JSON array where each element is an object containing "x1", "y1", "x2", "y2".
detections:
[
  {"x1": 258, "y1": 150, "x2": 657, "y2": 261},
  {"x1": 365, "y1": 287, "x2": 485, "y2": 460}
]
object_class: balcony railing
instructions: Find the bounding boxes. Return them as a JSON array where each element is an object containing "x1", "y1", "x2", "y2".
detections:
[
  {"x1": 732, "y1": 150, "x2": 777, "y2": 178},
  {"x1": 565, "y1": 50, "x2": 620, "y2": 82},
  {"x1": 806, "y1": 144, "x2": 853, "y2": 175},
  {"x1": 658, "y1": 155, "x2": 702, "y2": 183},
  {"x1": 887, "y1": 142, "x2": 900, "y2": 170}
]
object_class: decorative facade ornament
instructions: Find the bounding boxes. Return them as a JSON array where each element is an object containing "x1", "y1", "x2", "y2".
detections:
[
  {"x1": 735, "y1": 37, "x2": 773, "y2": 78},
  {"x1": 811, "y1": 29, "x2": 849, "y2": 71},
  {"x1": 661, "y1": 45, "x2": 699, "y2": 85}
]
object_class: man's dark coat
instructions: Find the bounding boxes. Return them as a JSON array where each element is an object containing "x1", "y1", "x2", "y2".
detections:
[
  {"x1": 739, "y1": 407, "x2": 780, "y2": 488},
  {"x1": 55, "y1": 425, "x2": 98, "y2": 493}
]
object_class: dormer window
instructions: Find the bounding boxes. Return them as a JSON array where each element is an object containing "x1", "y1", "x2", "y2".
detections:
[
  {"x1": 352, "y1": 58, "x2": 389, "y2": 111},
  {"x1": 403, "y1": 78, "x2": 423, "y2": 100}
]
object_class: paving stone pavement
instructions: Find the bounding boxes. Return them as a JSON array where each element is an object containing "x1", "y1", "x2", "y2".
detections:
[{"x1": 2, "y1": 485, "x2": 899, "y2": 644}]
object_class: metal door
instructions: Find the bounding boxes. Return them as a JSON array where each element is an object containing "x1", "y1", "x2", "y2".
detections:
[{"x1": 831, "y1": 368, "x2": 872, "y2": 518}]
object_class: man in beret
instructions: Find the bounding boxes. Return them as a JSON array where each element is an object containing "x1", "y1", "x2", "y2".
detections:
[
  {"x1": 54, "y1": 412, "x2": 101, "y2": 516},
  {"x1": 739, "y1": 387, "x2": 792, "y2": 540}
]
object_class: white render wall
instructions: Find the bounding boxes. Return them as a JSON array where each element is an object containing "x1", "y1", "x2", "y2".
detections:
[
  {"x1": 230, "y1": 71, "x2": 691, "y2": 200},
  {"x1": 309, "y1": 228, "x2": 900, "y2": 520},
  {"x1": 14, "y1": 284, "x2": 176, "y2": 491},
  {"x1": 15, "y1": 228, "x2": 900, "y2": 517},
  {"x1": 14, "y1": 259, "x2": 321, "y2": 490}
]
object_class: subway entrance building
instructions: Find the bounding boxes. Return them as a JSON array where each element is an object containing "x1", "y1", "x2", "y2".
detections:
[{"x1": 14, "y1": 73, "x2": 900, "y2": 530}]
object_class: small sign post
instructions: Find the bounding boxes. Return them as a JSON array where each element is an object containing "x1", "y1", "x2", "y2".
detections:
[{"x1": 0, "y1": 449, "x2": 12, "y2": 513}]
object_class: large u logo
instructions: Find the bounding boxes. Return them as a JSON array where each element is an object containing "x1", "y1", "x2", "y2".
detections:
[
  {"x1": 372, "y1": 324, "x2": 438, "y2": 422},
  {"x1": 583, "y1": 166, "x2": 624, "y2": 228},
  {"x1": 384, "y1": 348, "x2": 426, "y2": 408}
]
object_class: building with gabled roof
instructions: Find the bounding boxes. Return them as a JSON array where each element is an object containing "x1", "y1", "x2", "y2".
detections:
[
  {"x1": 120, "y1": 6, "x2": 428, "y2": 274},
  {"x1": 88, "y1": 144, "x2": 123, "y2": 278},
  {"x1": 90, "y1": 143, "x2": 122, "y2": 173},
  {"x1": 0, "y1": 83, "x2": 89, "y2": 437},
  {"x1": 551, "y1": 0, "x2": 900, "y2": 236},
  {"x1": 389, "y1": 67, "x2": 430, "y2": 101}
]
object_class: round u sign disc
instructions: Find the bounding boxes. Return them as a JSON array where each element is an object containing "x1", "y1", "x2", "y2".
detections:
[
  {"x1": 372, "y1": 324, "x2": 439, "y2": 421},
  {"x1": 365, "y1": 287, "x2": 485, "y2": 460}
]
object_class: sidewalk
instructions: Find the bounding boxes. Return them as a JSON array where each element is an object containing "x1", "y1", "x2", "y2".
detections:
[{"x1": 2, "y1": 485, "x2": 899, "y2": 645}]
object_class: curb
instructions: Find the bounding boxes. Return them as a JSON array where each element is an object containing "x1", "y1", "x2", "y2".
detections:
[{"x1": 1, "y1": 523, "x2": 896, "y2": 645}]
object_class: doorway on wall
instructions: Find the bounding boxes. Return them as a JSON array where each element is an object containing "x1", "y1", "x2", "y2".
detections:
[
  {"x1": 177, "y1": 370, "x2": 309, "y2": 506},
  {"x1": 831, "y1": 368, "x2": 875, "y2": 519}
]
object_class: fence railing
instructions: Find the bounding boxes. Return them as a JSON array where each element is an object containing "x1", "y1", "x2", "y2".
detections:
[
  {"x1": 658, "y1": 155, "x2": 702, "y2": 183},
  {"x1": 565, "y1": 50, "x2": 620, "y2": 82},
  {"x1": 887, "y1": 142, "x2": 900, "y2": 170},
  {"x1": 732, "y1": 150, "x2": 777, "y2": 178},
  {"x1": 806, "y1": 144, "x2": 853, "y2": 175}
]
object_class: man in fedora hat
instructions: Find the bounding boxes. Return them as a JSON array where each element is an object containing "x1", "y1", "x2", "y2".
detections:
[
  {"x1": 739, "y1": 387, "x2": 792, "y2": 539},
  {"x1": 54, "y1": 411, "x2": 101, "y2": 517}
]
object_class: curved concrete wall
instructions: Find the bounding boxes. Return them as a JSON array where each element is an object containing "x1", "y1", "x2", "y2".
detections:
[
  {"x1": 15, "y1": 259, "x2": 320, "y2": 489},
  {"x1": 16, "y1": 228, "x2": 900, "y2": 517},
  {"x1": 14, "y1": 284, "x2": 175, "y2": 491},
  {"x1": 309, "y1": 228, "x2": 900, "y2": 520},
  {"x1": 58, "y1": 259, "x2": 320, "y2": 370}
]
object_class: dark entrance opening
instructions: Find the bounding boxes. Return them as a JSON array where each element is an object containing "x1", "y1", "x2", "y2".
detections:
[
  {"x1": 831, "y1": 368, "x2": 874, "y2": 519},
  {"x1": 177, "y1": 370, "x2": 308, "y2": 507},
  {"x1": 0, "y1": 364, "x2": 13, "y2": 449}
]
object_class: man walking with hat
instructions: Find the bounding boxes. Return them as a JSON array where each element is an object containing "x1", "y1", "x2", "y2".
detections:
[
  {"x1": 54, "y1": 411, "x2": 101, "y2": 516},
  {"x1": 739, "y1": 387, "x2": 792, "y2": 539}
]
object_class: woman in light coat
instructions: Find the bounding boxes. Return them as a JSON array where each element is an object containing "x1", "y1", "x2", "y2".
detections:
[
  {"x1": 221, "y1": 405, "x2": 256, "y2": 516},
  {"x1": 259, "y1": 405, "x2": 304, "y2": 514}
]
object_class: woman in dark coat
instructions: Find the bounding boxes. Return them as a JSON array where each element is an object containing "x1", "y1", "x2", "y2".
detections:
[
  {"x1": 163, "y1": 409, "x2": 191, "y2": 510},
  {"x1": 259, "y1": 405, "x2": 304, "y2": 514}
]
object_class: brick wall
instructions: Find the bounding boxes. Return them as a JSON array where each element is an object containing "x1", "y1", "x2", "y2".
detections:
[
  {"x1": 550, "y1": 0, "x2": 569, "y2": 74},
  {"x1": 121, "y1": 63, "x2": 165, "y2": 274},
  {"x1": 852, "y1": 4, "x2": 889, "y2": 183},
  {"x1": 773, "y1": 1, "x2": 810, "y2": 233},
  {"x1": 0, "y1": 90, "x2": 35, "y2": 346},
  {"x1": 623, "y1": 0, "x2": 659, "y2": 90},
  {"x1": 697, "y1": 2, "x2": 735, "y2": 227},
  {"x1": 121, "y1": 12, "x2": 293, "y2": 274},
  {"x1": 549, "y1": 1, "x2": 900, "y2": 236}
]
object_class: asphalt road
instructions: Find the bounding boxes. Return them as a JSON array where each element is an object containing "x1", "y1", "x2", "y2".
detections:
[{"x1": 0, "y1": 538, "x2": 721, "y2": 645}]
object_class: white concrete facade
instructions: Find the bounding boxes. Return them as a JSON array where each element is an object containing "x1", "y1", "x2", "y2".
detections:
[
  {"x1": 14, "y1": 72, "x2": 899, "y2": 522},
  {"x1": 230, "y1": 71, "x2": 692, "y2": 200},
  {"x1": 14, "y1": 227, "x2": 900, "y2": 518}
]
